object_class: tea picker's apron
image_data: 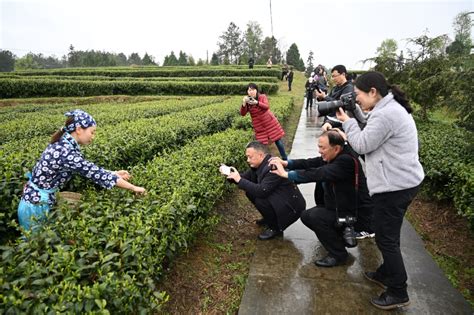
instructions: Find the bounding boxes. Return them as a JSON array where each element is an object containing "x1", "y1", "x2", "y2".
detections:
[{"x1": 17, "y1": 173, "x2": 58, "y2": 231}]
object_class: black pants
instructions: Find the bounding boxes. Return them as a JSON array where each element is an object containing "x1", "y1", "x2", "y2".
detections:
[
  {"x1": 372, "y1": 186, "x2": 419, "y2": 298},
  {"x1": 288, "y1": 80, "x2": 293, "y2": 91},
  {"x1": 305, "y1": 91, "x2": 313, "y2": 108},
  {"x1": 301, "y1": 207, "x2": 348, "y2": 261},
  {"x1": 246, "y1": 193, "x2": 279, "y2": 231}
]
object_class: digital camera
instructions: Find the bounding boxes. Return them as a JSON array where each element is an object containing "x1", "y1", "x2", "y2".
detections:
[{"x1": 317, "y1": 92, "x2": 356, "y2": 116}]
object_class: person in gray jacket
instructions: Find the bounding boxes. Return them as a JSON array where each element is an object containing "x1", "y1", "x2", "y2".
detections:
[{"x1": 337, "y1": 71, "x2": 424, "y2": 311}]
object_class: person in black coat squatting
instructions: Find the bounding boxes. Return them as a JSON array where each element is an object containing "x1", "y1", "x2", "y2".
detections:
[
  {"x1": 269, "y1": 130, "x2": 374, "y2": 266},
  {"x1": 220, "y1": 141, "x2": 306, "y2": 240}
]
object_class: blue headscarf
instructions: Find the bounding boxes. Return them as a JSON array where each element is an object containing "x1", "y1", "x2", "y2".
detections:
[{"x1": 63, "y1": 109, "x2": 96, "y2": 133}]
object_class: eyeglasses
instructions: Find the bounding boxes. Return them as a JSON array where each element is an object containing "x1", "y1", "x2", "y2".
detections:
[{"x1": 331, "y1": 73, "x2": 342, "y2": 78}]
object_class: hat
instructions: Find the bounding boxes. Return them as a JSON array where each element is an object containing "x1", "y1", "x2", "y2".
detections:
[{"x1": 63, "y1": 109, "x2": 96, "y2": 133}]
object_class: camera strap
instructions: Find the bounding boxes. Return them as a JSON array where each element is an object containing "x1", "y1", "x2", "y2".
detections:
[{"x1": 334, "y1": 153, "x2": 359, "y2": 220}]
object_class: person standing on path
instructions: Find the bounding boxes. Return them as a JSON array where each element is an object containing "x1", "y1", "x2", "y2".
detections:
[
  {"x1": 337, "y1": 71, "x2": 424, "y2": 310},
  {"x1": 287, "y1": 67, "x2": 294, "y2": 91},
  {"x1": 241, "y1": 83, "x2": 288, "y2": 160}
]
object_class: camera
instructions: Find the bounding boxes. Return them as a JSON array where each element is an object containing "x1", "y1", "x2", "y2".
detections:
[
  {"x1": 317, "y1": 92, "x2": 356, "y2": 117},
  {"x1": 335, "y1": 216, "x2": 358, "y2": 248}
]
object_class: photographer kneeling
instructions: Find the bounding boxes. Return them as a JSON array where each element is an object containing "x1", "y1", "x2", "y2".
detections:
[
  {"x1": 269, "y1": 130, "x2": 373, "y2": 267},
  {"x1": 220, "y1": 141, "x2": 306, "y2": 240}
]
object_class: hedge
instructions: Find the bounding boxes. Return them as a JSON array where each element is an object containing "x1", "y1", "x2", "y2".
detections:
[
  {"x1": 0, "y1": 79, "x2": 279, "y2": 98},
  {"x1": 417, "y1": 119, "x2": 474, "y2": 226}
]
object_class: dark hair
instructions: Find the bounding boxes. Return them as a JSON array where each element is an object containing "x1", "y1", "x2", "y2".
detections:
[
  {"x1": 322, "y1": 130, "x2": 346, "y2": 147},
  {"x1": 355, "y1": 71, "x2": 412, "y2": 113},
  {"x1": 246, "y1": 141, "x2": 268, "y2": 154},
  {"x1": 331, "y1": 65, "x2": 347, "y2": 75},
  {"x1": 50, "y1": 116, "x2": 74, "y2": 143}
]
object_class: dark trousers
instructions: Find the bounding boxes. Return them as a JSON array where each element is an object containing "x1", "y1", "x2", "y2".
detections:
[
  {"x1": 305, "y1": 91, "x2": 313, "y2": 108},
  {"x1": 246, "y1": 193, "x2": 279, "y2": 231},
  {"x1": 288, "y1": 80, "x2": 293, "y2": 91},
  {"x1": 372, "y1": 186, "x2": 419, "y2": 298},
  {"x1": 301, "y1": 207, "x2": 348, "y2": 261}
]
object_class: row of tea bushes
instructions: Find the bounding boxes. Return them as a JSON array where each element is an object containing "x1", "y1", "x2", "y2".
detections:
[
  {"x1": 0, "y1": 95, "x2": 294, "y2": 237},
  {"x1": 9, "y1": 67, "x2": 280, "y2": 78},
  {"x1": 417, "y1": 120, "x2": 474, "y2": 226},
  {"x1": 0, "y1": 79, "x2": 279, "y2": 98},
  {"x1": 0, "y1": 96, "x2": 227, "y2": 144},
  {"x1": 0, "y1": 98, "x2": 243, "y2": 234},
  {"x1": 0, "y1": 74, "x2": 279, "y2": 83},
  {"x1": 0, "y1": 128, "x2": 253, "y2": 314}
]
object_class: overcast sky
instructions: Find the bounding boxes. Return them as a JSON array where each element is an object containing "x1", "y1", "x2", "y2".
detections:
[{"x1": 1, "y1": 0, "x2": 472, "y2": 70}]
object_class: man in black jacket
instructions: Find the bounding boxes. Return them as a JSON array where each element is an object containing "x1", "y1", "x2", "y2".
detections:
[
  {"x1": 222, "y1": 141, "x2": 306, "y2": 240},
  {"x1": 315, "y1": 65, "x2": 354, "y2": 131},
  {"x1": 269, "y1": 130, "x2": 373, "y2": 267}
]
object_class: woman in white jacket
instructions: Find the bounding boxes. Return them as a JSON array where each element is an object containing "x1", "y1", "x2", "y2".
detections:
[{"x1": 337, "y1": 71, "x2": 424, "y2": 311}]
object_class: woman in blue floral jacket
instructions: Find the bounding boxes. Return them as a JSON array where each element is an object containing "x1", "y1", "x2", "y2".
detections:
[{"x1": 18, "y1": 109, "x2": 146, "y2": 231}]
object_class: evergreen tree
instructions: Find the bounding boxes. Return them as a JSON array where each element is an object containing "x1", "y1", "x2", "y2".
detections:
[
  {"x1": 260, "y1": 36, "x2": 281, "y2": 64},
  {"x1": 68, "y1": 44, "x2": 80, "y2": 67},
  {"x1": 178, "y1": 51, "x2": 188, "y2": 66},
  {"x1": 243, "y1": 21, "x2": 263, "y2": 63},
  {"x1": 286, "y1": 43, "x2": 304, "y2": 71},
  {"x1": 128, "y1": 53, "x2": 142, "y2": 65},
  {"x1": 210, "y1": 53, "x2": 219, "y2": 65},
  {"x1": 306, "y1": 50, "x2": 314, "y2": 76},
  {"x1": 446, "y1": 11, "x2": 473, "y2": 56},
  {"x1": 0, "y1": 50, "x2": 16, "y2": 72},
  {"x1": 217, "y1": 22, "x2": 244, "y2": 64},
  {"x1": 142, "y1": 53, "x2": 156, "y2": 65}
]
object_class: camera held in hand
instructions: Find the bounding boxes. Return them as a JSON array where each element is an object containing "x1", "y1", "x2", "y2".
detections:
[
  {"x1": 335, "y1": 215, "x2": 358, "y2": 248},
  {"x1": 317, "y1": 92, "x2": 356, "y2": 117}
]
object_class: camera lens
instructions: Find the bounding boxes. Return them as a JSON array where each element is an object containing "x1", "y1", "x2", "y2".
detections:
[
  {"x1": 317, "y1": 100, "x2": 343, "y2": 116},
  {"x1": 343, "y1": 226, "x2": 357, "y2": 248}
]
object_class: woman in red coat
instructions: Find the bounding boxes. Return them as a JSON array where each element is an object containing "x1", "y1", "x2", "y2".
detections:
[{"x1": 240, "y1": 83, "x2": 287, "y2": 160}]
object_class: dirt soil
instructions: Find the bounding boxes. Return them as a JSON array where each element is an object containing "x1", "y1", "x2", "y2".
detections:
[
  {"x1": 158, "y1": 190, "x2": 262, "y2": 314},
  {"x1": 408, "y1": 196, "x2": 473, "y2": 305}
]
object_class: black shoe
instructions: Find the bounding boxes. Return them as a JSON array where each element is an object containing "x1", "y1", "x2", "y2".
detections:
[
  {"x1": 371, "y1": 292, "x2": 410, "y2": 310},
  {"x1": 258, "y1": 228, "x2": 283, "y2": 240},
  {"x1": 314, "y1": 255, "x2": 346, "y2": 267},
  {"x1": 364, "y1": 271, "x2": 387, "y2": 289},
  {"x1": 255, "y1": 218, "x2": 267, "y2": 226}
]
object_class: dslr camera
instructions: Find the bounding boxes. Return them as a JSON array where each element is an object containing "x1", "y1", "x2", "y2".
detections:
[
  {"x1": 317, "y1": 92, "x2": 356, "y2": 117},
  {"x1": 335, "y1": 215, "x2": 358, "y2": 248}
]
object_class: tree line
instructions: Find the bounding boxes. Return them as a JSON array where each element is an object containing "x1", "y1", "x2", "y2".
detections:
[{"x1": 0, "y1": 20, "x2": 305, "y2": 71}]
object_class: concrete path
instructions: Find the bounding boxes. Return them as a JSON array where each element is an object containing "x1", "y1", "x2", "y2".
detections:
[{"x1": 238, "y1": 105, "x2": 472, "y2": 314}]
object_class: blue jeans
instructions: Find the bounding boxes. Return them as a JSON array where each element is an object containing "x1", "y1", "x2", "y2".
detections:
[{"x1": 275, "y1": 139, "x2": 287, "y2": 160}]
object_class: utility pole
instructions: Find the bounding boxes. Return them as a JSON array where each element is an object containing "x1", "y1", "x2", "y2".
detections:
[{"x1": 269, "y1": 0, "x2": 274, "y2": 38}]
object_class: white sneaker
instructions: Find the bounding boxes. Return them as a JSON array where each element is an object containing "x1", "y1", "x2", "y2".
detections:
[{"x1": 355, "y1": 231, "x2": 375, "y2": 239}]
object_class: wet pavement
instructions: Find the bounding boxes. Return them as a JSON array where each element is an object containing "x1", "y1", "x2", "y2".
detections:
[{"x1": 238, "y1": 105, "x2": 472, "y2": 314}]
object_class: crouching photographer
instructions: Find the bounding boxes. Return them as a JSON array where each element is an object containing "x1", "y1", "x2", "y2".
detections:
[
  {"x1": 269, "y1": 130, "x2": 373, "y2": 267},
  {"x1": 220, "y1": 141, "x2": 306, "y2": 240}
]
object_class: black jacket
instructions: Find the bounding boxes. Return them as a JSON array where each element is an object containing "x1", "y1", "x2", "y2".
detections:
[
  {"x1": 236, "y1": 154, "x2": 306, "y2": 230},
  {"x1": 287, "y1": 146, "x2": 372, "y2": 217}
]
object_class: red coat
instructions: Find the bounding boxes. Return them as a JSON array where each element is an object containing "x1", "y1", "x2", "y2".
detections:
[{"x1": 240, "y1": 94, "x2": 285, "y2": 144}]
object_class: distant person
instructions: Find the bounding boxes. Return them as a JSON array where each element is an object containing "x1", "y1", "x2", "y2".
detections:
[
  {"x1": 266, "y1": 56, "x2": 273, "y2": 69},
  {"x1": 304, "y1": 77, "x2": 316, "y2": 109},
  {"x1": 220, "y1": 141, "x2": 306, "y2": 240},
  {"x1": 248, "y1": 57, "x2": 255, "y2": 69},
  {"x1": 281, "y1": 63, "x2": 289, "y2": 80},
  {"x1": 337, "y1": 71, "x2": 424, "y2": 310},
  {"x1": 287, "y1": 67, "x2": 294, "y2": 91},
  {"x1": 17, "y1": 110, "x2": 146, "y2": 231},
  {"x1": 241, "y1": 83, "x2": 288, "y2": 160}
]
